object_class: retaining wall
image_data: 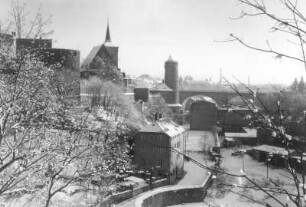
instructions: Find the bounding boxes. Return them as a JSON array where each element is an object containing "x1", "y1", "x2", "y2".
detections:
[
  {"x1": 98, "y1": 178, "x2": 168, "y2": 207},
  {"x1": 135, "y1": 172, "x2": 212, "y2": 207}
]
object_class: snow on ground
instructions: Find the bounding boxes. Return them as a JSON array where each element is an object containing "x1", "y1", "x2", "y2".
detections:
[
  {"x1": 186, "y1": 130, "x2": 216, "y2": 152},
  {"x1": 172, "y1": 147, "x2": 302, "y2": 207},
  {"x1": 2, "y1": 183, "x2": 98, "y2": 207}
]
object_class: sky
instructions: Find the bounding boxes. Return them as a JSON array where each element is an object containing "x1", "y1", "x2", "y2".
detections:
[{"x1": 0, "y1": 0, "x2": 305, "y2": 84}]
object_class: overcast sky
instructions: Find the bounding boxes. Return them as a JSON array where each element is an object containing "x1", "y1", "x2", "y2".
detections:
[{"x1": 0, "y1": 0, "x2": 305, "y2": 84}]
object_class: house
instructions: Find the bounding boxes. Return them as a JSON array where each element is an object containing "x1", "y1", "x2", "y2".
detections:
[
  {"x1": 134, "y1": 118, "x2": 187, "y2": 184},
  {"x1": 189, "y1": 97, "x2": 218, "y2": 130}
]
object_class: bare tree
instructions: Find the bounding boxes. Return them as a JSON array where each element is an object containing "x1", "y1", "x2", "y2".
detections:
[
  {"x1": 217, "y1": 77, "x2": 306, "y2": 207},
  {"x1": 5, "y1": 0, "x2": 53, "y2": 38},
  {"x1": 228, "y1": 0, "x2": 306, "y2": 71},
  {"x1": 83, "y1": 77, "x2": 142, "y2": 122}
]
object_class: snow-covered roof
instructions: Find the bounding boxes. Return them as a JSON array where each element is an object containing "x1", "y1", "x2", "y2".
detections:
[
  {"x1": 190, "y1": 96, "x2": 217, "y2": 105},
  {"x1": 225, "y1": 127, "x2": 257, "y2": 138},
  {"x1": 167, "y1": 103, "x2": 182, "y2": 107},
  {"x1": 252, "y1": 145, "x2": 289, "y2": 155},
  {"x1": 140, "y1": 118, "x2": 185, "y2": 137}
]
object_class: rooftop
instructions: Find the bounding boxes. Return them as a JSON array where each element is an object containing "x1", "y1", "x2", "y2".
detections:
[
  {"x1": 140, "y1": 118, "x2": 185, "y2": 137},
  {"x1": 252, "y1": 145, "x2": 290, "y2": 155},
  {"x1": 190, "y1": 95, "x2": 217, "y2": 105}
]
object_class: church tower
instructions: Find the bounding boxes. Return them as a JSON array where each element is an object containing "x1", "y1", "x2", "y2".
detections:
[{"x1": 103, "y1": 20, "x2": 119, "y2": 67}]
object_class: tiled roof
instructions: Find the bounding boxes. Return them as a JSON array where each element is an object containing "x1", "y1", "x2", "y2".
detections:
[
  {"x1": 82, "y1": 45, "x2": 101, "y2": 68},
  {"x1": 82, "y1": 43, "x2": 118, "y2": 69},
  {"x1": 140, "y1": 118, "x2": 185, "y2": 137},
  {"x1": 140, "y1": 124, "x2": 163, "y2": 133}
]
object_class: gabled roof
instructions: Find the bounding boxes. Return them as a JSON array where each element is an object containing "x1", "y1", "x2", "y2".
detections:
[
  {"x1": 82, "y1": 45, "x2": 101, "y2": 68},
  {"x1": 82, "y1": 44, "x2": 117, "y2": 69},
  {"x1": 140, "y1": 118, "x2": 185, "y2": 137}
]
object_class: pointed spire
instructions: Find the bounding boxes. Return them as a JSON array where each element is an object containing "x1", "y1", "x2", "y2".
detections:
[{"x1": 105, "y1": 18, "x2": 111, "y2": 42}]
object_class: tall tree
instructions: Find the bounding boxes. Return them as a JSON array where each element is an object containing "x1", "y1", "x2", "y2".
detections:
[
  {"x1": 229, "y1": 0, "x2": 306, "y2": 71},
  {"x1": 219, "y1": 1, "x2": 306, "y2": 206},
  {"x1": 0, "y1": 41, "x2": 69, "y2": 198},
  {"x1": 291, "y1": 77, "x2": 299, "y2": 92},
  {"x1": 82, "y1": 76, "x2": 142, "y2": 123},
  {"x1": 298, "y1": 76, "x2": 305, "y2": 93},
  {"x1": 7, "y1": 0, "x2": 53, "y2": 38}
]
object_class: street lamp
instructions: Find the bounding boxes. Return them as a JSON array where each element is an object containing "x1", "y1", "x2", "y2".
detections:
[
  {"x1": 241, "y1": 149, "x2": 247, "y2": 172},
  {"x1": 266, "y1": 153, "x2": 273, "y2": 178}
]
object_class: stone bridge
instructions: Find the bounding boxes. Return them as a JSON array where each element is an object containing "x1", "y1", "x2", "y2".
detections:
[
  {"x1": 179, "y1": 90, "x2": 253, "y2": 105},
  {"x1": 149, "y1": 89, "x2": 255, "y2": 110}
]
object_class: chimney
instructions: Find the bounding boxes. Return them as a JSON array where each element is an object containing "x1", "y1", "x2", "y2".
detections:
[
  {"x1": 154, "y1": 113, "x2": 159, "y2": 121},
  {"x1": 154, "y1": 113, "x2": 163, "y2": 121}
]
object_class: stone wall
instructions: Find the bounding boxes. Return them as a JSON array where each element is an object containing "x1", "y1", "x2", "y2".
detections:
[
  {"x1": 98, "y1": 178, "x2": 169, "y2": 207},
  {"x1": 135, "y1": 173, "x2": 212, "y2": 207}
]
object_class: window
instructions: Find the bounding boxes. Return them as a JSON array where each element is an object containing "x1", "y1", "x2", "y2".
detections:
[
  {"x1": 159, "y1": 159, "x2": 163, "y2": 167},
  {"x1": 150, "y1": 146, "x2": 154, "y2": 152},
  {"x1": 141, "y1": 158, "x2": 146, "y2": 166},
  {"x1": 159, "y1": 147, "x2": 162, "y2": 154}
]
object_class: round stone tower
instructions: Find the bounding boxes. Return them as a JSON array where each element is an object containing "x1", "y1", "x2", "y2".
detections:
[{"x1": 164, "y1": 56, "x2": 179, "y2": 103}]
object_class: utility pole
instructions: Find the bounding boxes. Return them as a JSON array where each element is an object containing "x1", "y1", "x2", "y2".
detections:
[{"x1": 248, "y1": 76, "x2": 250, "y2": 87}]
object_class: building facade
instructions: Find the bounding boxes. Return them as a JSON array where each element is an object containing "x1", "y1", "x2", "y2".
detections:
[
  {"x1": 134, "y1": 118, "x2": 186, "y2": 184},
  {"x1": 189, "y1": 97, "x2": 218, "y2": 130}
]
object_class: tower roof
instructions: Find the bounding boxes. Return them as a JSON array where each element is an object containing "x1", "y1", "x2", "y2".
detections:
[
  {"x1": 105, "y1": 20, "x2": 111, "y2": 43},
  {"x1": 166, "y1": 55, "x2": 177, "y2": 63}
]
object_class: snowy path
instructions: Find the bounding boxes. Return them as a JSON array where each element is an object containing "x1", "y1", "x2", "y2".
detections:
[
  {"x1": 186, "y1": 130, "x2": 216, "y2": 152},
  {"x1": 175, "y1": 152, "x2": 209, "y2": 186}
]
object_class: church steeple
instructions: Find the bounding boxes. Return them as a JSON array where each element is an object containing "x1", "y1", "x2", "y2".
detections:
[{"x1": 105, "y1": 19, "x2": 111, "y2": 43}]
